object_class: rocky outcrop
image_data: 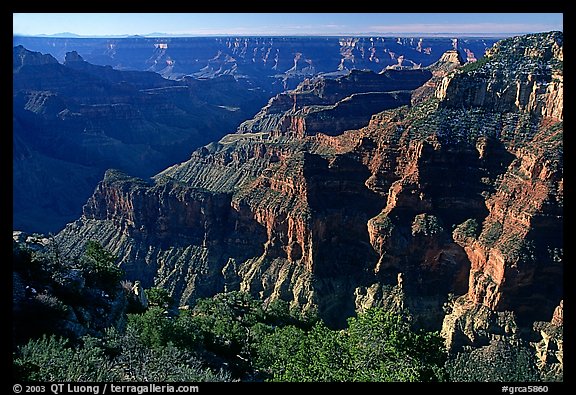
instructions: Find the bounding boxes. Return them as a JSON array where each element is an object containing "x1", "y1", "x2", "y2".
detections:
[
  {"x1": 12, "y1": 234, "x2": 130, "y2": 346},
  {"x1": 433, "y1": 32, "x2": 563, "y2": 381},
  {"x1": 74, "y1": 169, "x2": 268, "y2": 286},
  {"x1": 436, "y1": 32, "x2": 563, "y2": 339},
  {"x1": 238, "y1": 69, "x2": 431, "y2": 137},
  {"x1": 411, "y1": 49, "x2": 464, "y2": 105},
  {"x1": 436, "y1": 31, "x2": 563, "y2": 121},
  {"x1": 441, "y1": 296, "x2": 562, "y2": 381},
  {"x1": 531, "y1": 299, "x2": 563, "y2": 381}
]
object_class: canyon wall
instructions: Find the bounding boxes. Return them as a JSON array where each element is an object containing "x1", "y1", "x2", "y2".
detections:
[
  {"x1": 13, "y1": 36, "x2": 496, "y2": 90},
  {"x1": 54, "y1": 32, "x2": 563, "y2": 380},
  {"x1": 13, "y1": 46, "x2": 268, "y2": 233}
]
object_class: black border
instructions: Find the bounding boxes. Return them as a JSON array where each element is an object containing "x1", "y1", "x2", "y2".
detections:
[{"x1": 8, "y1": 6, "x2": 569, "y2": 390}]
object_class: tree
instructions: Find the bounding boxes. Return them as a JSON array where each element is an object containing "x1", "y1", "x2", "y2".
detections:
[
  {"x1": 296, "y1": 322, "x2": 349, "y2": 381},
  {"x1": 192, "y1": 291, "x2": 264, "y2": 357},
  {"x1": 263, "y1": 299, "x2": 318, "y2": 329},
  {"x1": 104, "y1": 327, "x2": 231, "y2": 382},
  {"x1": 254, "y1": 324, "x2": 308, "y2": 381},
  {"x1": 80, "y1": 241, "x2": 123, "y2": 292},
  {"x1": 171, "y1": 310, "x2": 203, "y2": 350}
]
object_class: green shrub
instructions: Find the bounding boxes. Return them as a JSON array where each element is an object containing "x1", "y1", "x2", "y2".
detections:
[
  {"x1": 253, "y1": 307, "x2": 447, "y2": 382},
  {"x1": 15, "y1": 286, "x2": 449, "y2": 383},
  {"x1": 479, "y1": 221, "x2": 503, "y2": 247},
  {"x1": 453, "y1": 218, "x2": 480, "y2": 243},
  {"x1": 13, "y1": 335, "x2": 116, "y2": 381},
  {"x1": 460, "y1": 56, "x2": 490, "y2": 73},
  {"x1": 13, "y1": 330, "x2": 232, "y2": 382},
  {"x1": 108, "y1": 327, "x2": 230, "y2": 382},
  {"x1": 192, "y1": 291, "x2": 264, "y2": 356},
  {"x1": 263, "y1": 299, "x2": 318, "y2": 329},
  {"x1": 171, "y1": 310, "x2": 204, "y2": 350},
  {"x1": 255, "y1": 322, "x2": 349, "y2": 382},
  {"x1": 146, "y1": 287, "x2": 174, "y2": 309},
  {"x1": 127, "y1": 307, "x2": 173, "y2": 348},
  {"x1": 411, "y1": 214, "x2": 444, "y2": 237},
  {"x1": 346, "y1": 308, "x2": 447, "y2": 382}
]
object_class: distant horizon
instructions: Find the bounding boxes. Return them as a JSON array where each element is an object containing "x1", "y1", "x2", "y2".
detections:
[
  {"x1": 13, "y1": 13, "x2": 563, "y2": 37},
  {"x1": 14, "y1": 32, "x2": 546, "y2": 39}
]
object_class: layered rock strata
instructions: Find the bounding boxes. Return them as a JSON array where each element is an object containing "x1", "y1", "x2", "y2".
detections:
[{"x1": 55, "y1": 32, "x2": 563, "y2": 380}]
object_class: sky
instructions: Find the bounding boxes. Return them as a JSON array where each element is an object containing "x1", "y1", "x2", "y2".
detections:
[{"x1": 13, "y1": 13, "x2": 563, "y2": 37}]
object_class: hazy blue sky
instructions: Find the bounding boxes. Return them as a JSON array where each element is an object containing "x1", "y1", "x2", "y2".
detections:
[{"x1": 13, "y1": 13, "x2": 563, "y2": 37}]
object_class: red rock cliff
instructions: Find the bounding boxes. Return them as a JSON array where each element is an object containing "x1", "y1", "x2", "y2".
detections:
[{"x1": 55, "y1": 33, "x2": 563, "y2": 378}]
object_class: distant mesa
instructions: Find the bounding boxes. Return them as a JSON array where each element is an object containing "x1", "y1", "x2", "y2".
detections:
[
  {"x1": 64, "y1": 50, "x2": 84, "y2": 62},
  {"x1": 13, "y1": 35, "x2": 498, "y2": 88},
  {"x1": 13, "y1": 45, "x2": 58, "y2": 71}
]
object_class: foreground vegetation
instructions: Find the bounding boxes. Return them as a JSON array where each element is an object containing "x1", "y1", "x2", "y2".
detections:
[
  {"x1": 14, "y1": 239, "x2": 545, "y2": 382},
  {"x1": 13, "y1": 240, "x2": 447, "y2": 382}
]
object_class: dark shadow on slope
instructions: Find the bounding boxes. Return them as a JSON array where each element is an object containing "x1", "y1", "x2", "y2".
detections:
[{"x1": 304, "y1": 152, "x2": 386, "y2": 327}]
